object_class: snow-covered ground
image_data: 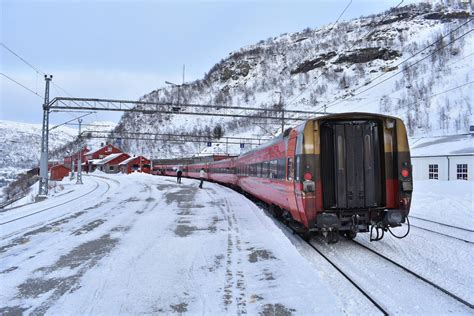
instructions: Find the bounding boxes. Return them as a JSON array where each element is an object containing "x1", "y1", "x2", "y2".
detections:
[
  {"x1": 1, "y1": 173, "x2": 343, "y2": 315},
  {"x1": 0, "y1": 174, "x2": 472, "y2": 315}
]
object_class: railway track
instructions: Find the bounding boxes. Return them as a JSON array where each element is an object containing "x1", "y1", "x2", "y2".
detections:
[
  {"x1": 0, "y1": 176, "x2": 111, "y2": 226},
  {"x1": 409, "y1": 215, "x2": 474, "y2": 233},
  {"x1": 267, "y1": 207, "x2": 473, "y2": 314},
  {"x1": 408, "y1": 222, "x2": 474, "y2": 244},
  {"x1": 351, "y1": 240, "x2": 474, "y2": 310},
  {"x1": 307, "y1": 238, "x2": 473, "y2": 314},
  {"x1": 304, "y1": 237, "x2": 389, "y2": 315}
]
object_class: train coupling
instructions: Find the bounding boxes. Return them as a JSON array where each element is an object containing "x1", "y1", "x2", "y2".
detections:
[{"x1": 382, "y1": 209, "x2": 405, "y2": 227}]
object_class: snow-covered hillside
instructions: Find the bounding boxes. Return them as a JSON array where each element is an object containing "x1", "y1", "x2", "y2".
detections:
[
  {"x1": 113, "y1": 2, "x2": 472, "y2": 158},
  {"x1": 0, "y1": 120, "x2": 116, "y2": 197}
]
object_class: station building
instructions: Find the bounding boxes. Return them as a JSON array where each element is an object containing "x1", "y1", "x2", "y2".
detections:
[{"x1": 410, "y1": 134, "x2": 473, "y2": 181}]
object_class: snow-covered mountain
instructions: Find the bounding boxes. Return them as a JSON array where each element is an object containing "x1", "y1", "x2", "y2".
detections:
[{"x1": 113, "y1": 1, "x2": 473, "y2": 158}]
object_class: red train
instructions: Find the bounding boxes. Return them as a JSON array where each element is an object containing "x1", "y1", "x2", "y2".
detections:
[{"x1": 153, "y1": 113, "x2": 413, "y2": 243}]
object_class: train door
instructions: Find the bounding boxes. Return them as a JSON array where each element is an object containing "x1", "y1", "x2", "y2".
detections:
[
  {"x1": 321, "y1": 120, "x2": 383, "y2": 209},
  {"x1": 286, "y1": 130, "x2": 303, "y2": 222}
]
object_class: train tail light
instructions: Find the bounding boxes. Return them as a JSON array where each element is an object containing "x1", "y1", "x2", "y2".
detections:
[
  {"x1": 401, "y1": 168, "x2": 410, "y2": 178},
  {"x1": 304, "y1": 172, "x2": 313, "y2": 181}
]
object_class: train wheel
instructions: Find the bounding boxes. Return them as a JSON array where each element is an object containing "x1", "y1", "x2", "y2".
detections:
[
  {"x1": 326, "y1": 230, "x2": 339, "y2": 244},
  {"x1": 301, "y1": 230, "x2": 311, "y2": 242}
]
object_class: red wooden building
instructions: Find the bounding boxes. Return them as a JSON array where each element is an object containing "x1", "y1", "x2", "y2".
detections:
[
  {"x1": 119, "y1": 156, "x2": 151, "y2": 174},
  {"x1": 50, "y1": 165, "x2": 71, "y2": 181},
  {"x1": 96, "y1": 153, "x2": 130, "y2": 173},
  {"x1": 64, "y1": 147, "x2": 89, "y2": 171},
  {"x1": 85, "y1": 144, "x2": 123, "y2": 172},
  {"x1": 85, "y1": 144, "x2": 122, "y2": 161}
]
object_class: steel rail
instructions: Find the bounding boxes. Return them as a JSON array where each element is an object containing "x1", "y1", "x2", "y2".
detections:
[
  {"x1": 0, "y1": 178, "x2": 103, "y2": 226},
  {"x1": 352, "y1": 240, "x2": 474, "y2": 310},
  {"x1": 408, "y1": 223, "x2": 473, "y2": 244},
  {"x1": 259, "y1": 208, "x2": 389, "y2": 315},
  {"x1": 409, "y1": 215, "x2": 474, "y2": 233},
  {"x1": 305, "y1": 239, "x2": 389, "y2": 315}
]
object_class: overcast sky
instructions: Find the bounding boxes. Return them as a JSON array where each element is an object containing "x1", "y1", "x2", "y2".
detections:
[{"x1": 1, "y1": 0, "x2": 421, "y2": 125}]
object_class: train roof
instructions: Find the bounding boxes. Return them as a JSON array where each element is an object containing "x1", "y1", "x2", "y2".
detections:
[{"x1": 239, "y1": 112, "x2": 402, "y2": 159}]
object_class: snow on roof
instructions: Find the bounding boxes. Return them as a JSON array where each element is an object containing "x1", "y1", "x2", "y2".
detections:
[
  {"x1": 87, "y1": 159, "x2": 102, "y2": 164},
  {"x1": 95, "y1": 153, "x2": 126, "y2": 165},
  {"x1": 86, "y1": 144, "x2": 119, "y2": 156},
  {"x1": 410, "y1": 134, "x2": 474, "y2": 157},
  {"x1": 119, "y1": 156, "x2": 139, "y2": 166}
]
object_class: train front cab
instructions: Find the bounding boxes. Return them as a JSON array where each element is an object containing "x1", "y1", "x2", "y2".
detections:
[{"x1": 294, "y1": 114, "x2": 413, "y2": 242}]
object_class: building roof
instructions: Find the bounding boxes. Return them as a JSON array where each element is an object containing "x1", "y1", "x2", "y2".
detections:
[
  {"x1": 95, "y1": 153, "x2": 127, "y2": 165},
  {"x1": 410, "y1": 134, "x2": 474, "y2": 157},
  {"x1": 51, "y1": 164, "x2": 70, "y2": 170},
  {"x1": 86, "y1": 144, "x2": 121, "y2": 156},
  {"x1": 87, "y1": 159, "x2": 102, "y2": 165},
  {"x1": 118, "y1": 156, "x2": 148, "y2": 166}
]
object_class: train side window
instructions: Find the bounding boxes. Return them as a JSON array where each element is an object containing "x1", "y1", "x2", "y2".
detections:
[
  {"x1": 277, "y1": 158, "x2": 286, "y2": 179},
  {"x1": 287, "y1": 158, "x2": 294, "y2": 181},
  {"x1": 273, "y1": 160, "x2": 279, "y2": 179}
]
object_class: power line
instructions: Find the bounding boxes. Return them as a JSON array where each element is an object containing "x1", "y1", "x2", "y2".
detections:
[
  {"x1": 321, "y1": 18, "x2": 473, "y2": 111},
  {"x1": 0, "y1": 42, "x2": 46, "y2": 76},
  {"x1": 324, "y1": 27, "x2": 473, "y2": 111},
  {"x1": 0, "y1": 72, "x2": 43, "y2": 99},
  {"x1": 286, "y1": 0, "x2": 405, "y2": 107},
  {"x1": 327, "y1": 0, "x2": 353, "y2": 33},
  {"x1": 1, "y1": 41, "x2": 81, "y2": 106},
  {"x1": 345, "y1": 80, "x2": 474, "y2": 113}
]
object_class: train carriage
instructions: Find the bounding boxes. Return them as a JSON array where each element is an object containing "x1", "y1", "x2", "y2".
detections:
[
  {"x1": 208, "y1": 158, "x2": 238, "y2": 186},
  {"x1": 155, "y1": 112, "x2": 412, "y2": 243}
]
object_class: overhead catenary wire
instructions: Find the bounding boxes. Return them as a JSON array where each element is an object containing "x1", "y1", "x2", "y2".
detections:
[
  {"x1": 1, "y1": 41, "x2": 88, "y2": 110},
  {"x1": 321, "y1": 19, "x2": 473, "y2": 112},
  {"x1": 0, "y1": 72, "x2": 43, "y2": 99},
  {"x1": 343, "y1": 80, "x2": 474, "y2": 113},
  {"x1": 0, "y1": 42, "x2": 46, "y2": 76},
  {"x1": 323, "y1": 26, "x2": 474, "y2": 112}
]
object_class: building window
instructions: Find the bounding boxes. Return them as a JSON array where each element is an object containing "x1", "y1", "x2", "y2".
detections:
[
  {"x1": 109, "y1": 166, "x2": 114, "y2": 171},
  {"x1": 428, "y1": 164, "x2": 438, "y2": 180},
  {"x1": 457, "y1": 164, "x2": 468, "y2": 180}
]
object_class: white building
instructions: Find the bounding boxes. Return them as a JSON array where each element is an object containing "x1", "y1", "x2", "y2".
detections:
[{"x1": 410, "y1": 134, "x2": 473, "y2": 181}]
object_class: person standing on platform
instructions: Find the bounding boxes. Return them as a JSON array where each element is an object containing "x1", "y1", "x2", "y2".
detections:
[
  {"x1": 177, "y1": 169, "x2": 183, "y2": 184},
  {"x1": 199, "y1": 168, "x2": 206, "y2": 189}
]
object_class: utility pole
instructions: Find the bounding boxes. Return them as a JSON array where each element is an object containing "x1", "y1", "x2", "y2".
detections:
[
  {"x1": 37, "y1": 75, "x2": 52, "y2": 200},
  {"x1": 76, "y1": 118, "x2": 83, "y2": 184},
  {"x1": 70, "y1": 159, "x2": 75, "y2": 180}
]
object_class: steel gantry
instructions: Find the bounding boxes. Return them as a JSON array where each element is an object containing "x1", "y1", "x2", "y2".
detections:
[
  {"x1": 39, "y1": 92, "x2": 327, "y2": 198},
  {"x1": 47, "y1": 97, "x2": 325, "y2": 122},
  {"x1": 81, "y1": 130, "x2": 271, "y2": 147}
]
